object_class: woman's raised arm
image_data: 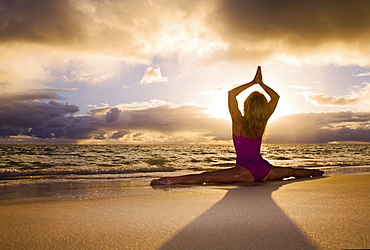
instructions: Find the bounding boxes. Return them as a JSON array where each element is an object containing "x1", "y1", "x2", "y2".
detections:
[
  {"x1": 228, "y1": 67, "x2": 260, "y2": 123},
  {"x1": 259, "y1": 82, "x2": 279, "y2": 115},
  {"x1": 258, "y1": 78, "x2": 279, "y2": 118}
]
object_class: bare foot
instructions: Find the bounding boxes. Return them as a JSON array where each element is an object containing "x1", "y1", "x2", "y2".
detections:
[{"x1": 150, "y1": 178, "x2": 173, "y2": 186}]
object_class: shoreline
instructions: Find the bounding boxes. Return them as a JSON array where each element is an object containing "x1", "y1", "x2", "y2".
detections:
[
  {"x1": 1, "y1": 167, "x2": 370, "y2": 204},
  {"x1": 1, "y1": 174, "x2": 369, "y2": 249}
]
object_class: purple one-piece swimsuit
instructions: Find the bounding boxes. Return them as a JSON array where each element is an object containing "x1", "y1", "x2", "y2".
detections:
[{"x1": 232, "y1": 132, "x2": 272, "y2": 182}]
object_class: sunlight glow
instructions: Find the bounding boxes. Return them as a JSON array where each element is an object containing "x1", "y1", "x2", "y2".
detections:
[
  {"x1": 205, "y1": 100, "x2": 230, "y2": 120},
  {"x1": 204, "y1": 84, "x2": 296, "y2": 121}
]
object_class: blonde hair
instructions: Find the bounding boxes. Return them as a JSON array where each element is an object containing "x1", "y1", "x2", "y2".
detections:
[{"x1": 243, "y1": 91, "x2": 269, "y2": 138}]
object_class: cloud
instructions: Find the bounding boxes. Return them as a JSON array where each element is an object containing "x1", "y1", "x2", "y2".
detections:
[
  {"x1": 110, "y1": 130, "x2": 130, "y2": 139},
  {"x1": 267, "y1": 111, "x2": 370, "y2": 143},
  {"x1": 1, "y1": 1, "x2": 370, "y2": 143},
  {"x1": 0, "y1": 92, "x2": 62, "y2": 104},
  {"x1": 1, "y1": 0, "x2": 370, "y2": 68},
  {"x1": 139, "y1": 67, "x2": 168, "y2": 85},
  {"x1": 68, "y1": 70, "x2": 114, "y2": 84},
  {"x1": 0, "y1": 0, "x2": 87, "y2": 45},
  {"x1": 0, "y1": 91, "x2": 79, "y2": 131},
  {"x1": 304, "y1": 93, "x2": 360, "y2": 106},
  {"x1": 208, "y1": 0, "x2": 370, "y2": 65},
  {"x1": 91, "y1": 104, "x2": 229, "y2": 137},
  {"x1": 60, "y1": 59, "x2": 117, "y2": 84},
  {"x1": 303, "y1": 82, "x2": 370, "y2": 106},
  {"x1": 353, "y1": 72, "x2": 370, "y2": 77},
  {"x1": 0, "y1": 51, "x2": 52, "y2": 93},
  {"x1": 0, "y1": 0, "x2": 214, "y2": 95},
  {"x1": 0, "y1": 97, "x2": 230, "y2": 142},
  {"x1": 1, "y1": 96, "x2": 369, "y2": 143},
  {"x1": 105, "y1": 108, "x2": 121, "y2": 123},
  {"x1": 2, "y1": 0, "x2": 370, "y2": 97},
  {"x1": 36, "y1": 88, "x2": 79, "y2": 92},
  {"x1": 0, "y1": 0, "x2": 217, "y2": 60},
  {"x1": 113, "y1": 99, "x2": 174, "y2": 112}
]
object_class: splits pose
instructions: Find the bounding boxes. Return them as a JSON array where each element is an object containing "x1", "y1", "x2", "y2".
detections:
[{"x1": 151, "y1": 66, "x2": 323, "y2": 185}]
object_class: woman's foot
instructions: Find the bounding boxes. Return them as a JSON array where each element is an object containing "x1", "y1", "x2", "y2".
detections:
[{"x1": 150, "y1": 178, "x2": 173, "y2": 186}]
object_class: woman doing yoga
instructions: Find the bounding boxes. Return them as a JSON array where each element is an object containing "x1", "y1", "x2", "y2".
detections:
[{"x1": 150, "y1": 66, "x2": 323, "y2": 185}]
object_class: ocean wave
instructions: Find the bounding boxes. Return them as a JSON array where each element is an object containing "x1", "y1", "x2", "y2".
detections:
[
  {"x1": 212, "y1": 163, "x2": 235, "y2": 167},
  {"x1": 268, "y1": 156, "x2": 292, "y2": 160},
  {"x1": 0, "y1": 144, "x2": 369, "y2": 185},
  {"x1": 145, "y1": 157, "x2": 168, "y2": 165}
]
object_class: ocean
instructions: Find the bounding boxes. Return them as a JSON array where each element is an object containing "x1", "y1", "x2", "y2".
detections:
[{"x1": 1, "y1": 144, "x2": 369, "y2": 203}]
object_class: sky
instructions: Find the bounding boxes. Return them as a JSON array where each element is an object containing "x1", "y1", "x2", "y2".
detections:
[{"x1": 0, "y1": 0, "x2": 370, "y2": 144}]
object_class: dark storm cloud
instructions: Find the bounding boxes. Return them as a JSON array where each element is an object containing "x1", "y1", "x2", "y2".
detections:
[
  {"x1": 105, "y1": 108, "x2": 121, "y2": 123},
  {"x1": 267, "y1": 111, "x2": 370, "y2": 143},
  {"x1": 62, "y1": 116, "x2": 98, "y2": 139},
  {"x1": 0, "y1": 91, "x2": 85, "y2": 138},
  {"x1": 208, "y1": 0, "x2": 370, "y2": 62},
  {"x1": 0, "y1": 100, "x2": 78, "y2": 127},
  {"x1": 111, "y1": 130, "x2": 130, "y2": 139},
  {"x1": 0, "y1": 92, "x2": 78, "y2": 127},
  {"x1": 17, "y1": 115, "x2": 98, "y2": 139},
  {"x1": 0, "y1": 0, "x2": 86, "y2": 45},
  {"x1": 0, "y1": 97, "x2": 230, "y2": 141}
]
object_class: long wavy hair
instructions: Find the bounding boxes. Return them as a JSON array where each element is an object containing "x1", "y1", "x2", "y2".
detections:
[{"x1": 243, "y1": 91, "x2": 269, "y2": 138}]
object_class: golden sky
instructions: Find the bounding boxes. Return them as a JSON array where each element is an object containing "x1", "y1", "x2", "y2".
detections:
[{"x1": 0, "y1": 0, "x2": 370, "y2": 143}]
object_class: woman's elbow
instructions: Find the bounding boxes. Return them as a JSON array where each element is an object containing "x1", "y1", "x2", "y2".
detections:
[{"x1": 228, "y1": 90, "x2": 236, "y2": 97}]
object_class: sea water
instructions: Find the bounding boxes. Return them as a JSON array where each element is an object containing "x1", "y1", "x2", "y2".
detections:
[{"x1": 0, "y1": 144, "x2": 369, "y2": 202}]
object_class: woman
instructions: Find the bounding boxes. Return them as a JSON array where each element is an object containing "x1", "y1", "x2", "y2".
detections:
[{"x1": 150, "y1": 66, "x2": 323, "y2": 185}]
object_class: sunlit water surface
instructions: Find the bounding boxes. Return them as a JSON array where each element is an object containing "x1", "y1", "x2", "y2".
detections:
[{"x1": 0, "y1": 144, "x2": 369, "y2": 202}]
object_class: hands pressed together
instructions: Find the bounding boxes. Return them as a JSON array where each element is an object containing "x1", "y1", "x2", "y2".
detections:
[{"x1": 252, "y1": 66, "x2": 263, "y2": 85}]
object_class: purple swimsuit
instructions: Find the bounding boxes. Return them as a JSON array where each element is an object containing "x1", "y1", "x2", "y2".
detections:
[{"x1": 232, "y1": 133, "x2": 272, "y2": 182}]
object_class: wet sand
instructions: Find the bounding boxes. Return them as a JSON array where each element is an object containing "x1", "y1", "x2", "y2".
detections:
[{"x1": 1, "y1": 174, "x2": 369, "y2": 249}]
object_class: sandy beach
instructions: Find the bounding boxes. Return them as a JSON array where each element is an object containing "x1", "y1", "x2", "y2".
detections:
[{"x1": 1, "y1": 174, "x2": 369, "y2": 249}]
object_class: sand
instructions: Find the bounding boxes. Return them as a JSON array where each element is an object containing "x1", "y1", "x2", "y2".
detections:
[{"x1": 1, "y1": 174, "x2": 369, "y2": 249}]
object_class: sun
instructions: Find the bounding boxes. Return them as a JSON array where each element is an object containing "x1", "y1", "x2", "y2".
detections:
[
  {"x1": 204, "y1": 86, "x2": 294, "y2": 121},
  {"x1": 204, "y1": 85, "x2": 261, "y2": 120},
  {"x1": 204, "y1": 97, "x2": 230, "y2": 120}
]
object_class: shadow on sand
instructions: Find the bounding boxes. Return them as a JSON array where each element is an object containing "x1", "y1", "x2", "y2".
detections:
[{"x1": 159, "y1": 179, "x2": 319, "y2": 250}]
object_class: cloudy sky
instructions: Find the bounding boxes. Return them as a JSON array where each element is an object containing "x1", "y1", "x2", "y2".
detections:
[{"x1": 1, "y1": 0, "x2": 370, "y2": 144}]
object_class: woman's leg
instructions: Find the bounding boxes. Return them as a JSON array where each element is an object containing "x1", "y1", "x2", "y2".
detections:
[
  {"x1": 150, "y1": 165, "x2": 254, "y2": 185},
  {"x1": 264, "y1": 166, "x2": 324, "y2": 181}
]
